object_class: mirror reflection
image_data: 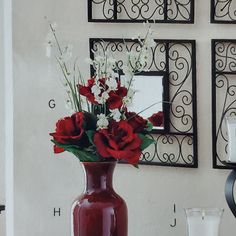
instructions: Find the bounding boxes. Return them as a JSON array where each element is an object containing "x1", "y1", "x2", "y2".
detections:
[{"x1": 121, "y1": 74, "x2": 164, "y2": 130}]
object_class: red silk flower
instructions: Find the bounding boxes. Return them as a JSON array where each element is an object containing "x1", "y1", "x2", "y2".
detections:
[
  {"x1": 79, "y1": 78, "x2": 98, "y2": 104},
  {"x1": 125, "y1": 112, "x2": 147, "y2": 133},
  {"x1": 93, "y1": 120, "x2": 142, "y2": 165},
  {"x1": 50, "y1": 112, "x2": 87, "y2": 153},
  {"x1": 148, "y1": 111, "x2": 164, "y2": 127}
]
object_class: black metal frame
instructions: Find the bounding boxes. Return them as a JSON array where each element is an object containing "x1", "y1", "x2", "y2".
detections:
[
  {"x1": 88, "y1": 0, "x2": 194, "y2": 24},
  {"x1": 225, "y1": 169, "x2": 236, "y2": 217},
  {"x1": 0, "y1": 205, "x2": 5, "y2": 214},
  {"x1": 90, "y1": 38, "x2": 198, "y2": 167},
  {"x1": 211, "y1": 39, "x2": 236, "y2": 169},
  {"x1": 211, "y1": 0, "x2": 236, "y2": 23}
]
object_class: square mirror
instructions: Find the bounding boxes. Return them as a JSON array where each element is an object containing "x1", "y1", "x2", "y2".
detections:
[{"x1": 120, "y1": 71, "x2": 169, "y2": 133}]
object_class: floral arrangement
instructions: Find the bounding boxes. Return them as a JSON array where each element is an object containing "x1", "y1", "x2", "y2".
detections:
[{"x1": 47, "y1": 23, "x2": 163, "y2": 166}]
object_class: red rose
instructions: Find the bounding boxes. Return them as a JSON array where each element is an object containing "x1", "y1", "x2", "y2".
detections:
[
  {"x1": 79, "y1": 78, "x2": 98, "y2": 104},
  {"x1": 94, "y1": 120, "x2": 142, "y2": 165},
  {"x1": 126, "y1": 112, "x2": 147, "y2": 133},
  {"x1": 148, "y1": 111, "x2": 164, "y2": 127},
  {"x1": 50, "y1": 112, "x2": 89, "y2": 153}
]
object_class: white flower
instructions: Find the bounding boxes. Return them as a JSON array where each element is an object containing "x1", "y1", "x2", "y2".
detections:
[
  {"x1": 138, "y1": 51, "x2": 149, "y2": 70},
  {"x1": 127, "y1": 88, "x2": 135, "y2": 98},
  {"x1": 123, "y1": 96, "x2": 132, "y2": 108},
  {"x1": 110, "y1": 109, "x2": 121, "y2": 122},
  {"x1": 102, "y1": 91, "x2": 109, "y2": 101},
  {"x1": 107, "y1": 57, "x2": 117, "y2": 69},
  {"x1": 129, "y1": 51, "x2": 139, "y2": 67},
  {"x1": 95, "y1": 91, "x2": 109, "y2": 104},
  {"x1": 122, "y1": 65, "x2": 134, "y2": 85},
  {"x1": 94, "y1": 55, "x2": 104, "y2": 64},
  {"x1": 60, "y1": 44, "x2": 73, "y2": 62},
  {"x1": 106, "y1": 78, "x2": 118, "y2": 91},
  {"x1": 101, "y1": 91, "x2": 109, "y2": 100},
  {"x1": 122, "y1": 89, "x2": 135, "y2": 108},
  {"x1": 146, "y1": 38, "x2": 156, "y2": 48},
  {"x1": 144, "y1": 28, "x2": 156, "y2": 48},
  {"x1": 97, "y1": 114, "x2": 109, "y2": 129},
  {"x1": 91, "y1": 84, "x2": 101, "y2": 96}
]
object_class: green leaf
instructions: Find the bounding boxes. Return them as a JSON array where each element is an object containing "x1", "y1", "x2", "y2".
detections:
[
  {"x1": 133, "y1": 163, "x2": 139, "y2": 169},
  {"x1": 138, "y1": 134, "x2": 155, "y2": 151},
  {"x1": 86, "y1": 130, "x2": 95, "y2": 146},
  {"x1": 51, "y1": 140, "x2": 99, "y2": 162},
  {"x1": 83, "y1": 112, "x2": 97, "y2": 130},
  {"x1": 145, "y1": 121, "x2": 153, "y2": 132},
  {"x1": 76, "y1": 150, "x2": 100, "y2": 162}
]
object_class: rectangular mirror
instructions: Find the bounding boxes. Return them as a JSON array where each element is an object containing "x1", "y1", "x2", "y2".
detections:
[{"x1": 120, "y1": 71, "x2": 169, "y2": 133}]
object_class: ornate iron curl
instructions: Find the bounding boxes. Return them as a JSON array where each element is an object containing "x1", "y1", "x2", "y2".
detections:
[
  {"x1": 140, "y1": 134, "x2": 194, "y2": 165},
  {"x1": 211, "y1": 0, "x2": 236, "y2": 23},
  {"x1": 168, "y1": 43, "x2": 193, "y2": 133},
  {"x1": 91, "y1": 40, "x2": 167, "y2": 72},
  {"x1": 88, "y1": 0, "x2": 194, "y2": 23},
  {"x1": 91, "y1": 0, "x2": 115, "y2": 20},
  {"x1": 116, "y1": 0, "x2": 164, "y2": 20},
  {"x1": 167, "y1": 0, "x2": 192, "y2": 21},
  {"x1": 215, "y1": 42, "x2": 236, "y2": 72}
]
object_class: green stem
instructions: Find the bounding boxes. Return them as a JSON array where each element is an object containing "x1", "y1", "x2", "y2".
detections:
[
  {"x1": 56, "y1": 57, "x2": 78, "y2": 111},
  {"x1": 49, "y1": 23, "x2": 70, "y2": 77},
  {"x1": 73, "y1": 59, "x2": 82, "y2": 111}
]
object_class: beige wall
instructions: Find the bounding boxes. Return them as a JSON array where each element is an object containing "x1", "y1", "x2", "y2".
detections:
[
  {"x1": 12, "y1": 0, "x2": 236, "y2": 235},
  {"x1": 0, "y1": 0, "x2": 6, "y2": 234}
]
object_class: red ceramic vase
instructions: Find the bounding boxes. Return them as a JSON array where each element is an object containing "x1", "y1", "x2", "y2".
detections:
[{"x1": 72, "y1": 161, "x2": 128, "y2": 236}]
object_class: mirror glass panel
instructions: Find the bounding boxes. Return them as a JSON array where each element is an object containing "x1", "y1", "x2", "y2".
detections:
[{"x1": 121, "y1": 74, "x2": 164, "y2": 130}]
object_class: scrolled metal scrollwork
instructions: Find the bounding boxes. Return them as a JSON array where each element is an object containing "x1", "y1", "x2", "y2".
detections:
[
  {"x1": 91, "y1": 0, "x2": 115, "y2": 20},
  {"x1": 117, "y1": 0, "x2": 164, "y2": 21},
  {"x1": 89, "y1": 0, "x2": 194, "y2": 23},
  {"x1": 215, "y1": 42, "x2": 236, "y2": 72},
  {"x1": 91, "y1": 39, "x2": 167, "y2": 72},
  {"x1": 212, "y1": 0, "x2": 236, "y2": 23},
  {"x1": 167, "y1": 0, "x2": 192, "y2": 21},
  {"x1": 140, "y1": 134, "x2": 194, "y2": 165},
  {"x1": 168, "y1": 43, "x2": 193, "y2": 133}
]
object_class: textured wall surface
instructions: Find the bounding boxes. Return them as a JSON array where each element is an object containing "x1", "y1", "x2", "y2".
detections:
[
  {"x1": 12, "y1": 0, "x2": 236, "y2": 235},
  {"x1": 0, "y1": 0, "x2": 6, "y2": 234}
]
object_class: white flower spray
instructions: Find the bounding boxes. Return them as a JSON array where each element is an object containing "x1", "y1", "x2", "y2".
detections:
[{"x1": 46, "y1": 19, "x2": 158, "y2": 130}]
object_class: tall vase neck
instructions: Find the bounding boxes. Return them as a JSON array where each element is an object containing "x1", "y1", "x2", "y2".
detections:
[{"x1": 82, "y1": 161, "x2": 116, "y2": 191}]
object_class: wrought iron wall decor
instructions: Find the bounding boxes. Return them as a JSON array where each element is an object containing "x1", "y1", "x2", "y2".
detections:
[
  {"x1": 211, "y1": 0, "x2": 236, "y2": 23},
  {"x1": 90, "y1": 38, "x2": 197, "y2": 167},
  {"x1": 88, "y1": 0, "x2": 194, "y2": 23},
  {"x1": 211, "y1": 39, "x2": 236, "y2": 169}
]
